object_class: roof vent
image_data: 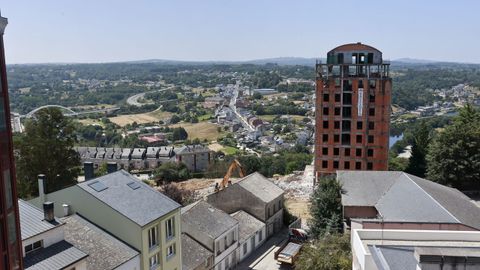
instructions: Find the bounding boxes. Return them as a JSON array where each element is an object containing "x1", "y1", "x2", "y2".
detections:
[{"x1": 357, "y1": 42, "x2": 362, "y2": 44}]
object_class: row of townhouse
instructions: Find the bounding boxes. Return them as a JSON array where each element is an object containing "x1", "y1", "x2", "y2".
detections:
[
  {"x1": 337, "y1": 171, "x2": 480, "y2": 270},
  {"x1": 181, "y1": 172, "x2": 285, "y2": 270},
  {"x1": 76, "y1": 144, "x2": 212, "y2": 172},
  {"x1": 25, "y1": 169, "x2": 183, "y2": 270}
]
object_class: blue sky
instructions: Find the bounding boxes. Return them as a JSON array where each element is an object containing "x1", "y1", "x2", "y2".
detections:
[{"x1": 2, "y1": 1, "x2": 480, "y2": 63}]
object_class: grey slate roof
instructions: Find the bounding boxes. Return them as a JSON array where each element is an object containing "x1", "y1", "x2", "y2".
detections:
[
  {"x1": 19, "y1": 200, "x2": 63, "y2": 241},
  {"x1": 62, "y1": 214, "x2": 139, "y2": 270},
  {"x1": 121, "y1": 148, "x2": 132, "y2": 159},
  {"x1": 131, "y1": 148, "x2": 145, "y2": 159},
  {"x1": 159, "y1": 146, "x2": 174, "y2": 157},
  {"x1": 77, "y1": 170, "x2": 181, "y2": 227},
  {"x1": 104, "y1": 148, "x2": 115, "y2": 159},
  {"x1": 231, "y1": 210, "x2": 265, "y2": 243},
  {"x1": 96, "y1": 148, "x2": 106, "y2": 159},
  {"x1": 176, "y1": 144, "x2": 210, "y2": 155},
  {"x1": 146, "y1": 147, "x2": 160, "y2": 159},
  {"x1": 182, "y1": 201, "x2": 238, "y2": 239},
  {"x1": 338, "y1": 171, "x2": 480, "y2": 230},
  {"x1": 24, "y1": 240, "x2": 88, "y2": 270},
  {"x1": 237, "y1": 172, "x2": 284, "y2": 203},
  {"x1": 181, "y1": 234, "x2": 212, "y2": 270}
]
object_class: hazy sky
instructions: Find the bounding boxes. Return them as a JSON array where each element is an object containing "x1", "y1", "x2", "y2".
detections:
[{"x1": 2, "y1": 1, "x2": 480, "y2": 64}]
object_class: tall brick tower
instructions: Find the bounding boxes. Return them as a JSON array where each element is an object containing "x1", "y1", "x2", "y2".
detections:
[
  {"x1": 0, "y1": 15, "x2": 23, "y2": 270},
  {"x1": 314, "y1": 43, "x2": 391, "y2": 177}
]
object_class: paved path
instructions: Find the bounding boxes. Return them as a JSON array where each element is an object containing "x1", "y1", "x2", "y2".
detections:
[{"x1": 237, "y1": 229, "x2": 291, "y2": 270}]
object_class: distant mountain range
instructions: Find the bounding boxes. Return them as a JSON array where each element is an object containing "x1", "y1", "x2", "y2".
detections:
[{"x1": 10, "y1": 57, "x2": 480, "y2": 67}]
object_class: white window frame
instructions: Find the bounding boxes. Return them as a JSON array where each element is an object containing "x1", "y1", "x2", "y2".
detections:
[
  {"x1": 167, "y1": 243, "x2": 176, "y2": 260},
  {"x1": 148, "y1": 226, "x2": 158, "y2": 249},
  {"x1": 149, "y1": 252, "x2": 159, "y2": 270},
  {"x1": 24, "y1": 240, "x2": 43, "y2": 254},
  {"x1": 166, "y1": 217, "x2": 175, "y2": 240}
]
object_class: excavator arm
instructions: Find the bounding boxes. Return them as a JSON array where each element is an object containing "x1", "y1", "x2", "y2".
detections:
[{"x1": 218, "y1": 159, "x2": 245, "y2": 190}]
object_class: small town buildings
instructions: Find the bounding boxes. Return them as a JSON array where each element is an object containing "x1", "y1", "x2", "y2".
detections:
[
  {"x1": 146, "y1": 147, "x2": 161, "y2": 168},
  {"x1": 175, "y1": 144, "x2": 212, "y2": 172},
  {"x1": 338, "y1": 171, "x2": 480, "y2": 231},
  {"x1": 207, "y1": 172, "x2": 284, "y2": 237},
  {"x1": 19, "y1": 200, "x2": 88, "y2": 270},
  {"x1": 131, "y1": 148, "x2": 146, "y2": 169},
  {"x1": 181, "y1": 233, "x2": 214, "y2": 270},
  {"x1": 230, "y1": 210, "x2": 266, "y2": 262},
  {"x1": 352, "y1": 229, "x2": 480, "y2": 270},
  {"x1": 76, "y1": 144, "x2": 210, "y2": 172},
  {"x1": 29, "y1": 170, "x2": 183, "y2": 270},
  {"x1": 203, "y1": 96, "x2": 226, "y2": 109},
  {"x1": 182, "y1": 201, "x2": 239, "y2": 270}
]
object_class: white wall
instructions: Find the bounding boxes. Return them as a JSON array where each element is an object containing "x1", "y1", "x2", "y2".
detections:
[
  {"x1": 214, "y1": 226, "x2": 239, "y2": 270},
  {"x1": 22, "y1": 226, "x2": 64, "y2": 257},
  {"x1": 238, "y1": 225, "x2": 266, "y2": 262}
]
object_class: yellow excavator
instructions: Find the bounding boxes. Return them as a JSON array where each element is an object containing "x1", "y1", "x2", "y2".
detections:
[{"x1": 215, "y1": 159, "x2": 245, "y2": 191}]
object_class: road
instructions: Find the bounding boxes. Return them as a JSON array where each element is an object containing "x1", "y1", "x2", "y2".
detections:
[
  {"x1": 229, "y1": 85, "x2": 255, "y2": 132},
  {"x1": 237, "y1": 229, "x2": 290, "y2": 270},
  {"x1": 126, "y1": 86, "x2": 175, "y2": 107}
]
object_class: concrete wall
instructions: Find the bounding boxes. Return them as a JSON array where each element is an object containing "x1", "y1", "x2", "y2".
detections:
[
  {"x1": 177, "y1": 152, "x2": 210, "y2": 172},
  {"x1": 206, "y1": 185, "x2": 266, "y2": 222},
  {"x1": 213, "y1": 226, "x2": 239, "y2": 270},
  {"x1": 238, "y1": 225, "x2": 266, "y2": 262},
  {"x1": 266, "y1": 208, "x2": 283, "y2": 237},
  {"x1": 141, "y1": 209, "x2": 182, "y2": 270}
]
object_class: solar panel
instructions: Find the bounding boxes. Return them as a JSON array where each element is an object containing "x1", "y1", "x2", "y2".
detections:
[
  {"x1": 88, "y1": 181, "x2": 108, "y2": 192},
  {"x1": 127, "y1": 181, "x2": 141, "y2": 190}
]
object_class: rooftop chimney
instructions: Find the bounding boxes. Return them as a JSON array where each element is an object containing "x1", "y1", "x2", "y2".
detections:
[
  {"x1": 43, "y1": 201, "x2": 55, "y2": 222},
  {"x1": 84, "y1": 162, "x2": 94, "y2": 181},
  {"x1": 107, "y1": 162, "x2": 117, "y2": 174},
  {"x1": 38, "y1": 174, "x2": 46, "y2": 203}
]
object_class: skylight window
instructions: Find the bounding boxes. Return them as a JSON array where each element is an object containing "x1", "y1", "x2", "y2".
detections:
[
  {"x1": 88, "y1": 181, "x2": 108, "y2": 192},
  {"x1": 127, "y1": 181, "x2": 141, "y2": 190}
]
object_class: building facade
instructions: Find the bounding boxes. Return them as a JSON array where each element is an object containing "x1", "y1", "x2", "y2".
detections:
[
  {"x1": 0, "y1": 15, "x2": 23, "y2": 270},
  {"x1": 29, "y1": 171, "x2": 182, "y2": 270},
  {"x1": 314, "y1": 43, "x2": 391, "y2": 176}
]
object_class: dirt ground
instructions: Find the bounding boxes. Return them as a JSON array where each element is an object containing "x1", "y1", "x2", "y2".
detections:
[
  {"x1": 175, "y1": 168, "x2": 314, "y2": 224},
  {"x1": 208, "y1": 142, "x2": 224, "y2": 152},
  {"x1": 109, "y1": 110, "x2": 172, "y2": 126},
  {"x1": 170, "y1": 121, "x2": 222, "y2": 141}
]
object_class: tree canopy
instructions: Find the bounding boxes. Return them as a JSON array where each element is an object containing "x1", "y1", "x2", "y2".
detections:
[
  {"x1": 15, "y1": 108, "x2": 80, "y2": 197},
  {"x1": 295, "y1": 233, "x2": 352, "y2": 270},
  {"x1": 427, "y1": 104, "x2": 480, "y2": 189},
  {"x1": 405, "y1": 121, "x2": 431, "y2": 178},
  {"x1": 153, "y1": 162, "x2": 190, "y2": 183},
  {"x1": 308, "y1": 176, "x2": 343, "y2": 238}
]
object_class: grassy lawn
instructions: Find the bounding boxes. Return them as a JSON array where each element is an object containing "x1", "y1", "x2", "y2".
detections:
[
  {"x1": 109, "y1": 109, "x2": 172, "y2": 127},
  {"x1": 258, "y1": 114, "x2": 306, "y2": 122},
  {"x1": 198, "y1": 113, "x2": 214, "y2": 121},
  {"x1": 78, "y1": 118, "x2": 106, "y2": 127},
  {"x1": 170, "y1": 121, "x2": 222, "y2": 141},
  {"x1": 222, "y1": 146, "x2": 239, "y2": 155}
]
